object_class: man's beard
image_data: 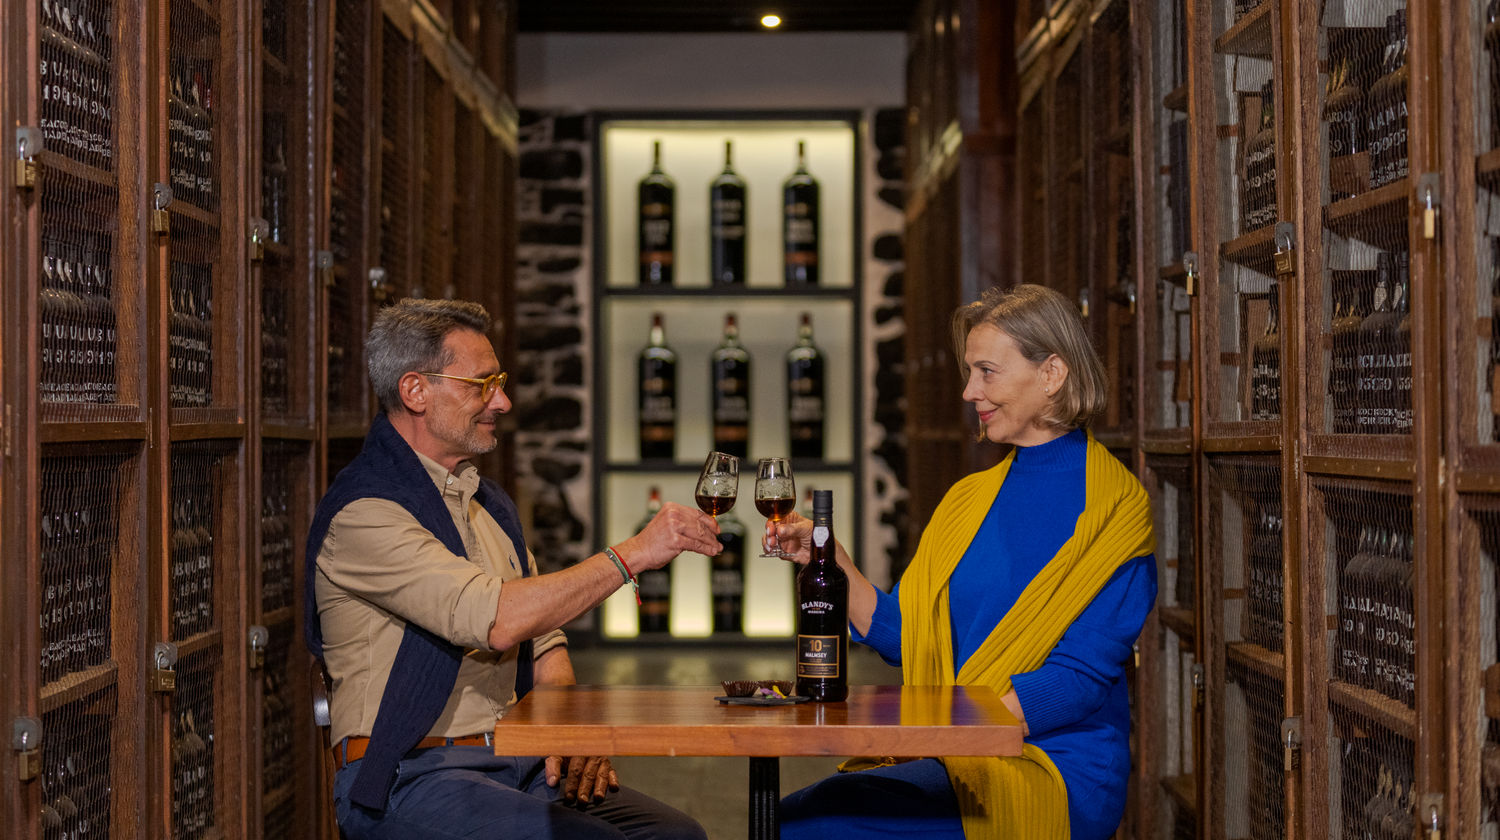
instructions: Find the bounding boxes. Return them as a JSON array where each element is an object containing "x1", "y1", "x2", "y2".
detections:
[{"x1": 432, "y1": 410, "x2": 498, "y2": 457}]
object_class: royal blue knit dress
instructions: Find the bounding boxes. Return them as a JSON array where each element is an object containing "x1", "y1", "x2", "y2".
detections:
[{"x1": 780, "y1": 428, "x2": 1158, "y2": 840}]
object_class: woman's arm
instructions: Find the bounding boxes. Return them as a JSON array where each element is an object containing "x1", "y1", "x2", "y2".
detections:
[
  {"x1": 769, "y1": 512, "x2": 880, "y2": 636},
  {"x1": 1009, "y1": 554, "x2": 1158, "y2": 737}
]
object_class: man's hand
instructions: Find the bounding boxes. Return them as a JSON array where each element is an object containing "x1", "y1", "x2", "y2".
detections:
[
  {"x1": 616, "y1": 501, "x2": 723, "y2": 572},
  {"x1": 545, "y1": 755, "x2": 619, "y2": 805}
]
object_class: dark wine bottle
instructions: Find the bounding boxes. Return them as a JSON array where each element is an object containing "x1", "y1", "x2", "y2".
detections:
[
  {"x1": 1339, "y1": 526, "x2": 1373, "y2": 686},
  {"x1": 635, "y1": 487, "x2": 671, "y2": 634},
  {"x1": 1243, "y1": 82, "x2": 1276, "y2": 233},
  {"x1": 1330, "y1": 272, "x2": 1368, "y2": 434},
  {"x1": 1323, "y1": 52, "x2": 1364, "y2": 202},
  {"x1": 712, "y1": 511, "x2": 746, "y2": 634},
  {"x1": 796, "y1": 490, "x2": 848, "y2": 702},
  {"x1": 1489, "y1": 0, "x2": 1500, "y2": 150},
  {"x1": 786, "y1": 313, "x2": 826, "y2": 460},
  {"x1": 638, "y1": 313, "x2": 677, "y2": 460},
  {"x1": 638, "y1": 140, "x2": 675, "y2": 286},
  {"x1": 1357, "y1": 253, "x2": 1397, "y2": 434},
  {"x1": 1391, "y1": 251, "x2": 1413, "y2": 435},
  {"x1": 711, "y1": 313, "x2": 751, "y2": 458},
  {"x1": 710, "y1": 141, "x2": 747, "y2": 287},
  {"x1": 1249, "y1": 280, "x2": 1280, "y2": 421},
  {"x1": 783, "y1": 140, "x2": 820, "y2": 287}
]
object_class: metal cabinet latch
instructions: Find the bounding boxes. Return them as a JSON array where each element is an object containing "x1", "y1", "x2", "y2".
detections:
[
  {"x1": 1280, "y1": 716, "x2": 1301, "y2": 772},
  {"x1": 1190, "y1": 663, "x2": 1205, "y2": 709},
  {"x1": 249, "y1": 218, "x2": 269, "y2": 262},
  {"x1": 1182, "y1": 252, "x2": 1198, "y2": 297},
  {"x1": 1418, "y1": 173, "x2": 1441, "y2": 240},
  {"x1": 1273, "y1": 222, "x2": 1296, "y2": 278},
  {"x1": 316, "y1": 250, "x2": 335, "y2": 287}
]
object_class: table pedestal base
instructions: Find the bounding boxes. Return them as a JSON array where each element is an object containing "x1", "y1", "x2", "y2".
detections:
[{"x1": 748, "y1": 757, "x2": 779, "y2": 840}]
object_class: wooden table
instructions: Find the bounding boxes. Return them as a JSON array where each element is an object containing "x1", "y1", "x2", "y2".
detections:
[{"x1": 493, "y1": 685, "x2": 1023, "y2": 839}]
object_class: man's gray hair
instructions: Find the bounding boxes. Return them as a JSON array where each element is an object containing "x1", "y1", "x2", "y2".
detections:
[{"x1": 366, "y1": 298, "x2": 491, "y2": 413}]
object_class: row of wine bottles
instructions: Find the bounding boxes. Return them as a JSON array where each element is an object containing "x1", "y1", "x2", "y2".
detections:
[
  {"x1": 639, "y1": 312, "x2": 826, "y2": 461},
  {"x1": 1330, "y1": 249, "x2": 1412, "y2": 435},
  {"x1": 38, "y1": 706, "x2": 113, "y2": 838},
  {"x1": 167, "y1": 56, "x2": 218, "y2": 211},
  {"x1": 39, "y1": 460, "x2": 119, "y2": 684},
  {"x1": 638, "y1": 139, "x2": 820, "y2": 287},
  {"x1": 171, "y1": 703, "x2": 220, "y2": 840},
  {"x1": 1339, "y1": 734, "x2": 1416, "y2": 840},
  {"x1": 1323, "y1": 10, "x2": 1409, "y2": 200},
  {"x1": 169, "y1": 461, "x2": 218, "y2": 640},
  {"x1": 168, "y1": 259, "x2": 216, "y2": 408},
  {"x1": 1336, "y1": 522, "x2": 1416, "y2": 708},
  {"x1": 39, "y1": 233, "x2": 119, "y2": 405},
  {"x1": 40, "y1": 2, "x2": 115, "y2": 171},
  {"x1": 1240, "y1": 495, "x2": 1283, "y2": 652}
]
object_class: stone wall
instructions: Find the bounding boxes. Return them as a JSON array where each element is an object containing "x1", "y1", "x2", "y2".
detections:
[{"x1": 513, "y1": 109, "x2": 908, "y2": 590}]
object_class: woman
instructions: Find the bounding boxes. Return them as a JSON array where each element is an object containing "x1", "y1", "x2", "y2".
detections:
[{"x1": 770, "y1": 284, "x2": 1156, "y2": 840}]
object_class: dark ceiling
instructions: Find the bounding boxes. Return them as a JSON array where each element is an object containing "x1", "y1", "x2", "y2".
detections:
[{"x1": 517, "y1": 1, "x2": 916, "y2": 33}]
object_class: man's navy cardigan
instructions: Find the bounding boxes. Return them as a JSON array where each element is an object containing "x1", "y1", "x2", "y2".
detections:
[{"x1": 304, "y1": 412, "x2": 534, "y2": 811}]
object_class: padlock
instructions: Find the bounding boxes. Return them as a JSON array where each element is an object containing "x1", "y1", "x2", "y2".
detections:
[
  {"x1": 15, "y1": 158, "x2": 38, "y2": 190},
  {"x1": 1423, "y1": 202, "x2": 1437, "y2": 240},
  {"x1": 1078, "y1": 289, "x2": 1090, "y2": 319},
  {"x1": 248, "y1": 625, "x2": 268, "y2": 670},
  {"x1": 151, "y1": 183, "x2": 172, "y2": 235},
  {"x1": 12, "y1": 716, "x2": 42, "y2": 781},
  {"x1": 316, "y1": 250, "x2": 335, "y2": 287},
  {"x1": 151, "y1": 641, "x2": 178, "y2": 693},
  {"x1": 249, "y1": 219, "x2": 267, "y2": 262}
]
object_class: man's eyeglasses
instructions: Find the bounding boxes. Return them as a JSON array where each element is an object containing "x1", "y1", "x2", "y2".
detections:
[{"x1": 420, "y1": 371, "x2": 508, "y2": 401}]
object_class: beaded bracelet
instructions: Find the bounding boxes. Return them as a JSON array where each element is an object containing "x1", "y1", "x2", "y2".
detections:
[{"x1": 603, "y1": 546, "x2": 640, "y2": 605}]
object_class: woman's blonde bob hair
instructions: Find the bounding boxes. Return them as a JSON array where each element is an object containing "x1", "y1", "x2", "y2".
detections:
[{"x1": 951, "y1": 284, "x2": 1109, "y2": 433}]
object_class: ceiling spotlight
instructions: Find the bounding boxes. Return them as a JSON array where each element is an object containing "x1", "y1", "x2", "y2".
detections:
[{"x1": 760, "y1": 13, "x2": 782, "y2": 28}]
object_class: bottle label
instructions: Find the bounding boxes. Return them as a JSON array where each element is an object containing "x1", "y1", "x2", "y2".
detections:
[
  {"x1": 711, "y1": 569, "x2": 743, "y2": 597},
  {"x1": 813, "y1": 526, "x2": 829, "y2": 547},
  {"x1": 796, "y1": 634, "x2": 841, "y2": 677}
]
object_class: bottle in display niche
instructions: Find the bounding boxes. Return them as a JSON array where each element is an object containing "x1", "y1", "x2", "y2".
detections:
[
  {"x1": 711, "y1": 314, "x2": 751, "y2": 458},
  {"x1": 1323, "y1": 52, "x2": 1364, "y2": 202},
  {"x1": 786, "y1": 313, "x2": 826, "y2": 460},
  {"x1": 39, "y1": 0, "x2": 114, "y2": 171},
  {"x1": 1367, "y1": 10, "x2": 1409, "y2": 190},
  {"x1": 1249, "y1": 281, "x2": 1280, "y2": 422},
  {"x1": 796, "y1": 490, "x2": 847, "y2": 702},
  {"x1": 712, "y1": 511, "x2": 746, "y2": 633},
  {"x1": 710, "y1": 141, "x2": 747, "y2": 287},
  {"x1": 1357, "y1": 253, "x2": 1398, "y2": 434},
  {"x1": 783, "y1": 140, "x2": 819, "y2": 287},
  {"x1": 1489, "y1": 1, "x2": 1500, "y2": 149},
  {"x1": 1242, "y1": 82, "x2": 1276, "y2": 234},
  {"x1": 1330, "y1": 270, "x2": 1369, "y2": 434},
  {"x1": 636, "y1": 487, "x2": 671, "y2": 634},
  {"x1": 638, "y1": 313, "x2": 677, "y2": 460},
  {"x1": 638, "y1": 140, "x2": 675, "y2": 286}
]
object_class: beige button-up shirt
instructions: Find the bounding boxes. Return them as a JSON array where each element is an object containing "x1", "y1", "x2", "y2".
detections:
[{"x1": 314, "y1": 451, "x2": 566, "y2": 745}]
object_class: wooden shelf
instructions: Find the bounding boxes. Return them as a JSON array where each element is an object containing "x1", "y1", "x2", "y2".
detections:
[
  {"x1": 41, "y1": 661, "x2": 118, "y2": 714},
  {"x1": 1158, "y1": 262, "x2": 1187, "y2": 283},
  {"x1": 1158, "y1": 605, "x2": 1195, "y2": 639},
  {"x1": 1141, "y1": 431, "x2": 1192, "y2": 454},
  {"x1": 1478, "y1": 147, "x2": 1500, "y2": 187},
  {"x1": 1456, "y1": 469, "x2": 1500, "y2": 494},
  {"x1": 176, "y1": 0, "x2": 219, "y2": 22},
  {"x1": 1219, "y1": 225, "x2": 1276, "y2": 274},
  {"x1": 167, "y1": 420, "x2": 248, "y2": 441},
  {"x1": 1098, "y1": 124, "x2": 1131, "y2": 156},
  {"x1": 262, "y1": 605, "x2": 295, "y2": 628},
  {"x1": 1322, "y1": 181, "x2": 1407, "y2": 243},
  {"x1": 328, "y1": 420, "x2": 372, "y2": 439},
  {"x1": 1093, "y1": 428, "x2": 1137, "y2": 450},
  {"x1": 1162, "y1": 84, "x2": 1189, "y2": 114},
  {"x1": 174, "y1": 628, "x2": 223, "y2": 660},
  {"x1": 1162, "y1": 773, "x2": 1196, "y2": 814},
  {"x1": 1226, "y1": 640, "x2": 1284, "y2": 681},
  {"x1": 261, "y1": 49, "x2": 290, "y2": 79},
  {"x1": 602, "y1": 286, "x2": 857, "y2": 299},
  {"x1": 332, "y1": 101, "x2": 351, "y2": 122},
  {"x1": 171, "y1": 198, "x2": 220, "y2": 228},
  {"x1": 1201, "y1": 432, "x2": 1280, "y2": 452},
  {"x1": 39, "y1": 151, "x2": 117, "y2": 190},
  {"x1": 260, "y1": 422, "x2": 317, "y2": 441},
  {"x1": 262, "y1": 240, "x2": 293, "y2": 260},
  {"x1": 1213, "y1": 1, "x2": 1273, "y2": 58},
  {"x1": 40, "y1": 417, "x2": 147, "y2": 441},
  {"x1": 1327, "y1": 679, "x2": 1415, "y2": 740},
  {"x1": 1303, "y1": 454, "x2": 1415, "y2": 481}
]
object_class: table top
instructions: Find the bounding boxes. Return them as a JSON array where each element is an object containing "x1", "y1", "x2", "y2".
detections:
[{"x1": 492, "y1": 685, "x2": 1023, "y2": 758}]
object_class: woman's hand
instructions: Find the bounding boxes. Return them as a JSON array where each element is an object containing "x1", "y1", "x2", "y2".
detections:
[{"x1": 765, "y1": 512, "x2": 812, "y2": 564}]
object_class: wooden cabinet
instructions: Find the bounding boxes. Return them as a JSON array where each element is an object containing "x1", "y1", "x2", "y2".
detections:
[
  {"x1": 905, "y1": 0, "x2": 1500, "y2": 837},
  {"x1": 0, "y1": 2, "x2": 517, "y2": 838}
]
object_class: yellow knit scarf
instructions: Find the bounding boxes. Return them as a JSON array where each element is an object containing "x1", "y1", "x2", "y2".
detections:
[{"x1": 899, "y1": 431, "x2": 1155, "y2": 840}]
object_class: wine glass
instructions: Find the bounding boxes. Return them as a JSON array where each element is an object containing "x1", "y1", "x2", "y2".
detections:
[
  {"x1": 754, "y1": 457, "x2": 795, "y2": 558},
  {"x1": 695, "y1": 451, "x2": 739, "y2": 517}
]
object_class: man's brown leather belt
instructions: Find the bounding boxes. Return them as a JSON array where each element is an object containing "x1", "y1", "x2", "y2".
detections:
[{"x1": 334, "y1": 734, "x2": 493, "y2": 769}]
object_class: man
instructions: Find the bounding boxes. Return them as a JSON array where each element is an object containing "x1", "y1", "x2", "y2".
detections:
[{"x1": 305, "y1": 298, "x2": 719, "y2": 839}]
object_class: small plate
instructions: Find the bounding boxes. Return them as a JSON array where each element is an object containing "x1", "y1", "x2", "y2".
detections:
[{"x1": 714, "y1": 694, "x2": 810, "y2": 706}]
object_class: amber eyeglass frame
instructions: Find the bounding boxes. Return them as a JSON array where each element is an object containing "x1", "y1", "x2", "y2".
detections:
[{"x1": 420, "y1": 371, "x2": 509, "y2": 401}]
